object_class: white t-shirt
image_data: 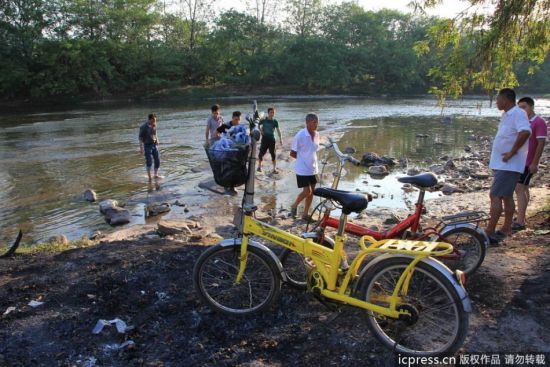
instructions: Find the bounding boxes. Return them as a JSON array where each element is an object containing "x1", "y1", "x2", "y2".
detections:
[
  {"x1": 489, "y1": 105, "x2": 531, "y2": 173},
  {"x1": 291, "y1": 128, "x2": 320, "y2": 175}
]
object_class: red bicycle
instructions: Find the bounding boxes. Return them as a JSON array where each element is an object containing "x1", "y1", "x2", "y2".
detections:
[{"x1": 280, "y1": 139, "x2": 488, "y2": 289}]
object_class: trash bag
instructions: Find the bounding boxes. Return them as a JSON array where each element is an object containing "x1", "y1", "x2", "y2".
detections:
[{"x1": 205, "y1": 143, "x2": 250, "y2": 187}]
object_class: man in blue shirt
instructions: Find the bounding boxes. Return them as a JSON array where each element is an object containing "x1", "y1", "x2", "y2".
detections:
[{"x1": 139, "y1": 113, "x2": 160, "y2": 181}]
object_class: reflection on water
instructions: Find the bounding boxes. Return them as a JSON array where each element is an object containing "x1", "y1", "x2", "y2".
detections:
[{"x1": 1, "y1": 97, "x2": 548, "y2": 244}]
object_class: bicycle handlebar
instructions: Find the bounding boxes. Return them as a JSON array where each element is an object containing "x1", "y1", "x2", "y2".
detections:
[{"x1": 322, "y1": 138, "x2": 361, "y2": 166}]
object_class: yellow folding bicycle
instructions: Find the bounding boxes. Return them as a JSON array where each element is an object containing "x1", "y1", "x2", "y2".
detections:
[{"x1": 193, "y1": 103, "x2": 471, "y2": 356}]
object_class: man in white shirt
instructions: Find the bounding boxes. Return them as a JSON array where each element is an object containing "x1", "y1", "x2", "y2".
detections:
[
  {"x1": 290, "y1": 113, "x2": 320, "y2": 220},
  {"x1": 486, "y1": 88, "x2": 531, "y2": 244}
]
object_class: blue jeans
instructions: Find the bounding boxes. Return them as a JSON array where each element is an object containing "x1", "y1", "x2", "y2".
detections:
[{"x1": 144, "y1": 144, "x2": 160, "y2": 171}]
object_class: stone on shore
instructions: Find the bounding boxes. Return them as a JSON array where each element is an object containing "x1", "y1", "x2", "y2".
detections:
[
  {"x1": 444, "y1": 159, "x2": 456, "y2": 170},
  {"x1": 406, "y1": 167, "x2": 421, "y2": 176},
  {"x1": 48, "y1": 234, "x2": 68, "y2": 245},
  {"x1": 470, "y1": 170, "x2": 491, "y2": 179},
  {"x1": 89, "y1": 231, "x2": 103, "y2": 240},
  {"x1": 429, "y1": 164, "x2": 446, "y2": 175},
  {"x1": 83, "y1": 189, "x2": 97, "y2": 202},
  {"x1": 440, "y1": 183, "x2": 465, "y2": 195},
  {"x1": 157, "y1": 220, "x2": 194, "y2": 236}
]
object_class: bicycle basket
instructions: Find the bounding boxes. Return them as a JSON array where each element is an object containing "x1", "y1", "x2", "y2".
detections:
[{"x1": 205, "y1": 144, "x2": 250, "y2": 187}]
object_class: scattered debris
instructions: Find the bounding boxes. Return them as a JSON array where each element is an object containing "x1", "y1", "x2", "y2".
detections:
[
  {"x1": 28, "y1": 300, "x2": 44, "y2": 308},
  {"x1": 92, "y1": 318, "x2": 130, "y2": 334}
]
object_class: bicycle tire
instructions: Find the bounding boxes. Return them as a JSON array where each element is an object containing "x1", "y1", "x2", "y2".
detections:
[
  {"x1": 193, "y1": 244, "x2": 281, "y2": 315},
  {"x1": 305, "y1": 200, "x2": 328, "y2": 232},
  {"x1": 279, "y1": 236, "x2": 335, "y2": 290},
  {"x1": 360, "y1": 257, "x2": 469, "y2": 356},
  {"x1": 440, "y1": 227, "x2": 486, "y2": 276}
]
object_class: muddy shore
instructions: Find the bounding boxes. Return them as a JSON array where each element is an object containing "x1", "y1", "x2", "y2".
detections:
[{"x1": 1, "y1": 129, "x2": 549, "y2": 366}]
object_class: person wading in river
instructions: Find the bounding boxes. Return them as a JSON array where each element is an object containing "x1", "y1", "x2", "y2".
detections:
[{"x1": 139, "y1": 113, "x2": 161, "y2": 181}]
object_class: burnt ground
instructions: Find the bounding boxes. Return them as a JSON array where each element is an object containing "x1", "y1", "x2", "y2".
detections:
[{"x1": 0, "y1": 212, "x2": 549, "y2": 367}]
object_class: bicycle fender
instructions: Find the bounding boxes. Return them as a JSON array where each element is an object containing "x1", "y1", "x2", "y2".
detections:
[
  {"x1": 217, "y1": 238, "x2": 288, "y2": 282},
  {"x1": 354, "y1": 254, "x2": 472, "y2": 313},
  {"x1": 440, "y1": 223, "x2": 489, "y2": 250}
]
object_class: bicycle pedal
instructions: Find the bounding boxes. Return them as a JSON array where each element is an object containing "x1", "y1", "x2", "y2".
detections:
[{"x1": 311, "y1": 291, "x2": 338, "y2": 312}]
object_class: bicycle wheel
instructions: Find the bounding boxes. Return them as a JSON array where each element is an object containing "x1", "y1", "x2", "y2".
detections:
[
  {"x1": 193, "y1": 244, "x2": 281, "y2": 315},
  {"x1": 279, "y1": 236, "x2": 335, "y2": 290},
  {"x1": 440, "y1": 227, "x2": 486, "y2": 276},
  {"x1": 305, "y1": 200, "x2": 327, "y2": 232},
  {"x1": 360, "y1": 257, "x2": 468, "y2": 356}
]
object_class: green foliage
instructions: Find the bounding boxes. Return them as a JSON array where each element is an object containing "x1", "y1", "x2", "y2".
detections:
[
  {"x1": 414, "y1": 0, "x2": 550, "y2": 102},
  {"x1": 0, "y1": 0, "x2": 548, "y2": 101}
]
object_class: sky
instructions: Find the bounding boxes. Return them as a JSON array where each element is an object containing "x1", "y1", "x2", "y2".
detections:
[{"x1": 214, "y1": 0, "x2": 489, "y2": 19}]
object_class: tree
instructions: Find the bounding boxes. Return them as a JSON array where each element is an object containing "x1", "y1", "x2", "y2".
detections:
[
  {"x1": 179, "y1": 0, "x2": 214, "y2": 49},
  {"x1": 245, "y1": 0, "x2": 279, "y2": 24},
  {"x1": 284, "y1": 0, "x2": 322, "y2": 37},
  {"x1": 412, "y1": 0, "x2": 550, "y2": 103}
]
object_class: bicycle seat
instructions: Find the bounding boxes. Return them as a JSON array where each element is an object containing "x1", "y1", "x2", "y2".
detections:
[
  {"x1": 313, "y1": 188, "x2": 369, "y2": 214},
  {"x1": 397, "y1": 173, "x2": 438, "y2": 188}
]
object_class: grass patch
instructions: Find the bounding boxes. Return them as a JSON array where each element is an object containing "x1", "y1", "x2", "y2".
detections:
[{"x1": 15, "y1": 238, "x2": 97, "y2": 254}]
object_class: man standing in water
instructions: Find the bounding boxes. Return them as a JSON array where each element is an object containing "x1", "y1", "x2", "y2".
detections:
[
  {"x1": 486, "y1": 88, "x2": 530, "y2": 244},
  {"x1": 139, "y1": 113, "x2": 160, "y2": 181},
  {"x1": 257, "y1": 107, "x2": 283, "y2": 173},
  {"x1": 290, "y1": 113, "x2": 320, "y2": 220}
]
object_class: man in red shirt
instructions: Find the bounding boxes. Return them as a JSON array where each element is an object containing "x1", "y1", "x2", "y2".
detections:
[{"x1": 514, "y1": 97, "x2": 548, "y2": 230}]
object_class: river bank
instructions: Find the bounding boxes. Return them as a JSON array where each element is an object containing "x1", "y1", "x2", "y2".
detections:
[
  {"x1": 0, "y1": 192, "x2": 548, "y2": 366},
  {"x1": 1, "y1": 120, "x2": 550, "y2": 365}
]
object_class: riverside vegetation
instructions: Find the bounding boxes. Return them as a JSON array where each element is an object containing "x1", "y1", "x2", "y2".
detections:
[{"x1": 1, "y1": 0, "x2": 549, "y2": 103}]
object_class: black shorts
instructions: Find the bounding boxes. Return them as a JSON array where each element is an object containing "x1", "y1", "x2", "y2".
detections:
[
  {"x1": 259, "y1": 136, "x2": 276, "y2": 161},
  {"x1": 296, "y1": 174, "x2": 318, "y2": 188},
  {"x1": 518, "y1": 166, "x2": 534, "y2": 186},
  {"x1": 490, "y1": 170, "x2": 520, "y2": 198}
]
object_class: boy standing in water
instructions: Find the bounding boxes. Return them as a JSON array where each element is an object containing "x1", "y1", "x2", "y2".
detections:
[
  {"x1": 258, "y1": 107, "x2": 283, "y2": 173},
  {"x1": 139, "y1": 113, "x2": 160, "y2": 181},
  {"x1": 205, "y1": 104, "x2": 223, "y2": 145}
]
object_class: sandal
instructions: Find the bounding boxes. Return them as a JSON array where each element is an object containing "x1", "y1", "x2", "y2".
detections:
[
  {"x1": 290, "y1": 207, "x2": 297, "y2": 218},
  {"x1": 301, "y1": 215, "x2": 312, "y2": 222},
  {"x1": 511, "y1": 222, "x2": 526, "y2": 231},
  {"x1": 488, "y1": 234, "x2": 503, "y2": 247}
]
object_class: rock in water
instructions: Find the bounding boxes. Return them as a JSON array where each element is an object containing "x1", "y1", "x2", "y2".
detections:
[
  {"x1": 146, "y1": 203, "x2": 171, "y2": 217},
  {"x1": 83, "y1": 189, "x2": 97, "y2": 202},
  {"x1": 368, "y1": 165, "x2": 389, "y2": 175},
  {"x1": 361, "y1": 152, "x2": 396, "y2": 167},
  {"x1": 104, "y1": 207, "x2": 130, "y2": 225},
  {"x1": 99, "y1": 200, "x2": 118, "y2": 214}
]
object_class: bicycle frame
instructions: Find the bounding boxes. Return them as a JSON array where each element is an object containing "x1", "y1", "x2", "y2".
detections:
[
  {"x1": 317, "y1": 146, "x2": 426, "y2": 240},
  {"x1": 236, "y1": 211, "x2": 454, "y2": 319}
]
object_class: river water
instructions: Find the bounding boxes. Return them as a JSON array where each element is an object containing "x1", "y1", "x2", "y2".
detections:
[{"x1": 1, "y1": 97, "x2": 548, "y2": 245}]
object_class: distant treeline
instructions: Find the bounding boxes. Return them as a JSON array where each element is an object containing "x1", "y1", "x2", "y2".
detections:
[{"x1": 1, "y1": 0, "x2": 548, "y2": 101}]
